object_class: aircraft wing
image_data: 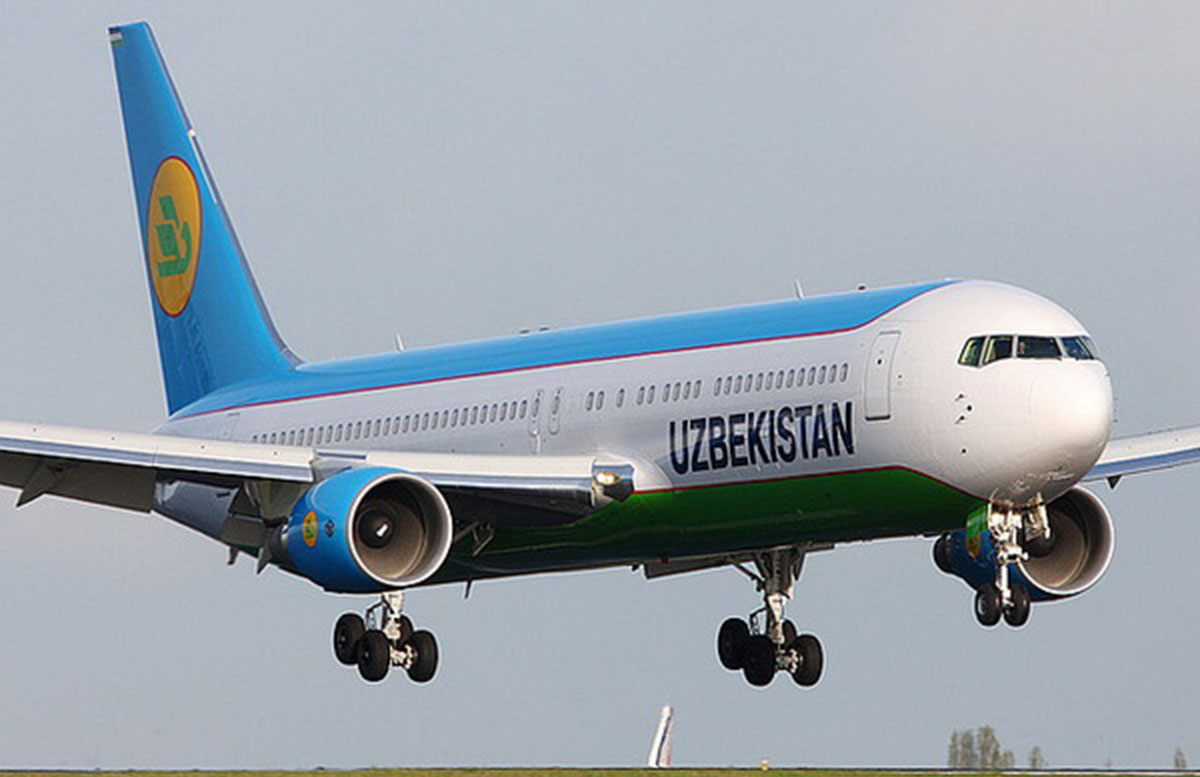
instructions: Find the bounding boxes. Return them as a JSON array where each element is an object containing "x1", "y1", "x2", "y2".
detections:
[
  {"x1": 1085, "y1": 426, "x2": 1200, "y2": 486},
  {"x1": 0, "y1": 420, "x2": 633, "y2": 526}
]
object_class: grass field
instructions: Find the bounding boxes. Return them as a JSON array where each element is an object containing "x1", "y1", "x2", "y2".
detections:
[{"x1": 0, "y1": 773, "x2": 1036, "y2": 777}]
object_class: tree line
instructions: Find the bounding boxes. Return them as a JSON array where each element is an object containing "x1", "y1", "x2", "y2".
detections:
[{"x1": 947, "y1": 726, "x2": 1188, "y2": 770}]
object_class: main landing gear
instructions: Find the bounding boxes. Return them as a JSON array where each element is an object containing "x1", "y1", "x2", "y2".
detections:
[
  {"x1": 333, "y1": 592, "x2": 439, "y2": 683},
  {"x1": 715, "y1": 547, "x2": 824, "y2": 688}
]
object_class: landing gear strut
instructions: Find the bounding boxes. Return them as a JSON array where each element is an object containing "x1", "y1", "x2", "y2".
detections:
[
  {"x1": 332, "y1": 592, "x2": 439, "y2": 683},
  {"x1": 970, "y1": 504, "x2": 1048, "y2": 629},
  {"x1": 715, "y1": 547, "x2": 823, "y2": 688}
]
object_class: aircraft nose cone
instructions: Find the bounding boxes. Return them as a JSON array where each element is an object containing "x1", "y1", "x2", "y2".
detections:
[{"x1": 1029, "y1": 365, "x2": 1113, "y2": 477}]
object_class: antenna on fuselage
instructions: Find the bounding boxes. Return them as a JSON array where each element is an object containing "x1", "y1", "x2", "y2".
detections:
[
  {"x1": 395, "y1": 333, "x2": 405, "y2": 352},
  {"x1": 793, "y1": 279, "x2": 804, "y2": 299}
]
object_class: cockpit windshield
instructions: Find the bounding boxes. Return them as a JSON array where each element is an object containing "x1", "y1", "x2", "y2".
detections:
[{"x1": 958, "y1": 334, "x2": 1098, "y2": 367}]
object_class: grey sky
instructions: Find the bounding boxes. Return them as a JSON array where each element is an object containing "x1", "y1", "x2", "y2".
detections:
[{"x1": 1, "y1": 1, "x2": 1198, "y2": 769}]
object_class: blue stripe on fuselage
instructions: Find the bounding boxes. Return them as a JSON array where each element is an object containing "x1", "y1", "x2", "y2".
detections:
[{"x1": 173, "y1": 280, "x2": 956, "y2": 418}]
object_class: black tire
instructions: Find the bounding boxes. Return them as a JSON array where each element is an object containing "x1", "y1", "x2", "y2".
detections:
[
  {"x1": 406, "y1": 630, "x2": 439, "y2": 683},
  {"x1": 1004, "y1": 583, "x2": 1032, "y2": 628},
  {"x1": 333, "y1": 613, "x2": 365, "y2": 666},
  {"x1": 741, "y1": 635, "x2": 776, "y2": 687},
  {"x1": 1026, "y1": 530, "x2": 1056, "y2": 559},
  {"x1": 782, "y1": 619, "x2": 798, "y2": 647},
  {"x1": 974, "y1": 583, "x2": 1002, "y2": 627},
  {"x1": 398, "y1": 614, "x2": 414, "y2": 643},
  {"x1": 357, "y1": 629, "x2": 391, "y2": 682},
  {"x1": 791, "y1": 634, "x2": 824, "y2": 687},
  {"x1": 717, "y1": 618, "x2": 750, "y2": 671},
  {"x1": 933, "y1": 534, "x2": 954, "y2": 574}
]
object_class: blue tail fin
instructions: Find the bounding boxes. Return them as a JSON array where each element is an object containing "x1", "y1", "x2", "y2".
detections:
[{"x1": 109, "y1": 22, "x2": 298, "y2": 415}]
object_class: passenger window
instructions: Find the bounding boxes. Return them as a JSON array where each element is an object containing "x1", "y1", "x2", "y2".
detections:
[
  {"x1": 808, "y1": 367, "x2": 816, "y2": 384},
  {"x1": 982, "y1": 336, "x2": 1014, "y2": 365},
  {"x1": 647, "y1": 385, "x2": 656, "y2": 404},
  {"x1": 734, "y1": 375, "x2": 743, "y2": 393},
  {"x1": 754, "y1": 373, "x2": 763, "y2": 391},
  {"x1": 451, "y1": 409, "x2": 459, "y2": 427},
  {"x1": 1018, "y1": 336, "x2": 1061, "y2": 359},
  {"x1": 672, "y1": 383, "x2": 681, "y2": 401},
  {"x1": 819, "y1": 365, "x2": 827, "y2": 384},
  {"x1": 615, "y1": 390, "x2": 623, "y2": 409},
  {"x1": 597, "y1": 391, "x2": 605, "y2": 410},
  {"x1": 501, "y1": 403, "x2": 509, "y2": 421},
  {"x1": 694, "y1": 379, "x2": 702, "y2": 396},
  {"x1": 586, "y1": 392, "x2": 594, "y2": 411},
  {"x1": 421, "y1": 413, "x2": 429, "y2": 430},
  {"x1": 521, "y1": 399, "x2": 529, "y2": 417},
  {"x1": 637, "y1": 386, "x2": 645, "y2": 405},
  {"x1": 402, "y1": 416, "x2": 410, "y2": 433},
  {"x1": 490, "y1": 404, "x2": 498, "y2": 422},
  {"x1": 787, "y1": 369, "x2": 795, "y2": 388},
  {"x1": 958, "y1": 337, "x2": 985, "y2": 367},
  {"x1": 714, "y1": 377, "x2": 722, "y2": 395},
  {"x1": 469, "y1": 407, "x2": 478, "y2": 424},
  {"x1": 765, "y1": 372, "x2": 774, "y2": 390},
  {"x1": 840, "y1": 363, "x2": 848, "y2": 382},
  {"x1": 724, "y1": 376, "x2": 732, "y2": 395},
  {"x1": 335, "y1": 425, "x2": 343, "y2": 442},
  {"x1": 683, "y1": 381, "x2": 692, "y2": 400}
]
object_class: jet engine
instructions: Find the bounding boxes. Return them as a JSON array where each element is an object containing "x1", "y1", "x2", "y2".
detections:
[
  {"x1": 934, "y1": 486, "x2": 1114, "y2": 601},
  {"x1": 271, "y1": 466, "x2": 454, "y2": 593}
]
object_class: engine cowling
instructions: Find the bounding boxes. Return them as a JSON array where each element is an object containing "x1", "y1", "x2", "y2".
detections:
[
  {"x1": 934, "y1": 486, "x2": 1115, "y2": 601},
  {"x1": 275, "y1": 467, "x2": 454, "y2": 593}
]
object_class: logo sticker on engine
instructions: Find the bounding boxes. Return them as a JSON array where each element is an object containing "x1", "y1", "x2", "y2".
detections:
[{"x1": 303, "y1": 511, "x2": 319, "y2": 548}]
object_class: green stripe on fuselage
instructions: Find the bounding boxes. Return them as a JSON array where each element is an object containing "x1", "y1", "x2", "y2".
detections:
[{"x1": 426, "y1": 467, "x2": 982, "y2": 585}]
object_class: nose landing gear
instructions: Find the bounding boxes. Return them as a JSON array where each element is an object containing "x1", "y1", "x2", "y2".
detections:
[
  {"x1": 715, "y1": 547, "x2": 824, "y2": 688},
  {"x1": 332, "y1": 591, "x2": 439, "y2": 683},
  {"x1": 971, "y1": 503, "x2": 1046, "y2": 628}
]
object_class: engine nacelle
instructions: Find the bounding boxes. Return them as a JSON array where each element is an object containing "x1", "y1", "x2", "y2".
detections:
[
  {"x1": 934, "y1": 486, "x2": 1115, "y2": 601},
  {"x1": 276, "y1": 467, "x2": 454, "y2": 593}
]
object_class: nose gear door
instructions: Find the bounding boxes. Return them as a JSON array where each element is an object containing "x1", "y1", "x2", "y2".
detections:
[{"x1": 864, "y1": 331, "x2": 900, "y2": 421}]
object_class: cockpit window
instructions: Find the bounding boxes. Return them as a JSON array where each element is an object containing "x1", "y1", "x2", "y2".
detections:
[
  {"x1": 1017, "y1": 336, "x2": 1061, "y2": 359},
  {"x1": 1061, "y1": 335, "x2": 1098, "y2": 360},
  {"x1": 960, "y1": 333, "x2": 1101, "y2": 367},
  {"x1": 982, "y1": 335, "x2": 1013, "y2": 365},
  {"x1": 958, "y1": 337, "x2": 984, "y2": 367}
]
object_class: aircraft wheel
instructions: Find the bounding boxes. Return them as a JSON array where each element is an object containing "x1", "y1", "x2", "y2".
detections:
[
  {"x1": 717, "y1": 618, "x2": 749, "y2": 670},
  {"x1": 357, "y1": 629, "x2": 391, "y2": 682},
  {"x1": 782, "y1": 619, "x2": 798, "y2": 646},
  {"x1": 791, "y1": 634, "x2": 824, "y2": 687},
  {"x1": 974, "y1": 583, "x2": 1002, "y2": 627},
  {"x1": 933, "y1": 534, "x2": 954, "y2": 574},
  {"x1": 333, "y1": 613, "x2": 365, "y2": 666},
  {"x1": 398, "y1": 614, "x2": 414, "y2": 643},
  {"x1": 742, "y1": 635, "x2": 776, "y2": 687},
  {"x1": 1004, "y1": 583, "x2": 1032, "y2": 628},
  {"x1": 406, "y1": 630, "x2": 439, "y2": 683}
]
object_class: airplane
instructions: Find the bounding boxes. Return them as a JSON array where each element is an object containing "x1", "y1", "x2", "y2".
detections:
[{"x1": 3, "y1": 20, "x2": 1198, "y2": 688}]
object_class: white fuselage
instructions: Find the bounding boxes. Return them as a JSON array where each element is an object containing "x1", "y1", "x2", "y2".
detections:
[{"x1": 160, "y1": 280, "x2": 1112, "y2": 514}]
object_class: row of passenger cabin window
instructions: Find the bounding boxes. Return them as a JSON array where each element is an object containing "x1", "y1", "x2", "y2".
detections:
[
  {"x1": 958, "y1": 334, "x2": 1099, "y2": 368},
  {"x1": 635, "y1": 379, "x2": 703, "y2": 407},
  {"x1": 251, "y1": 397, "x2": 533, "y2": 446},
  {"x1": 713, "y1": 363, "x2": 849, "y2": 396}
]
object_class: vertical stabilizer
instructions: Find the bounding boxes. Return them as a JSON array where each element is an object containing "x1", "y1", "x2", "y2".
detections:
[{"x1": 109, "y1": 22, "x2": 298, "y2": 414}]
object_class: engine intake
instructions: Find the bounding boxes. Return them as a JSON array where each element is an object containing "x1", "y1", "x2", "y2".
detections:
[{"x1": 280, "y1": 467, "x2": 454, "y2": 593}]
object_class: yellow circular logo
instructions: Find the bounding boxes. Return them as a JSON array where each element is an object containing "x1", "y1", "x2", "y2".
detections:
[
  {"x1": 303, "y1": 511, "x2": 319, "y2": 548},
  {"x1": 146, "y1": 157, "x2": 202, "y2": 317}
]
